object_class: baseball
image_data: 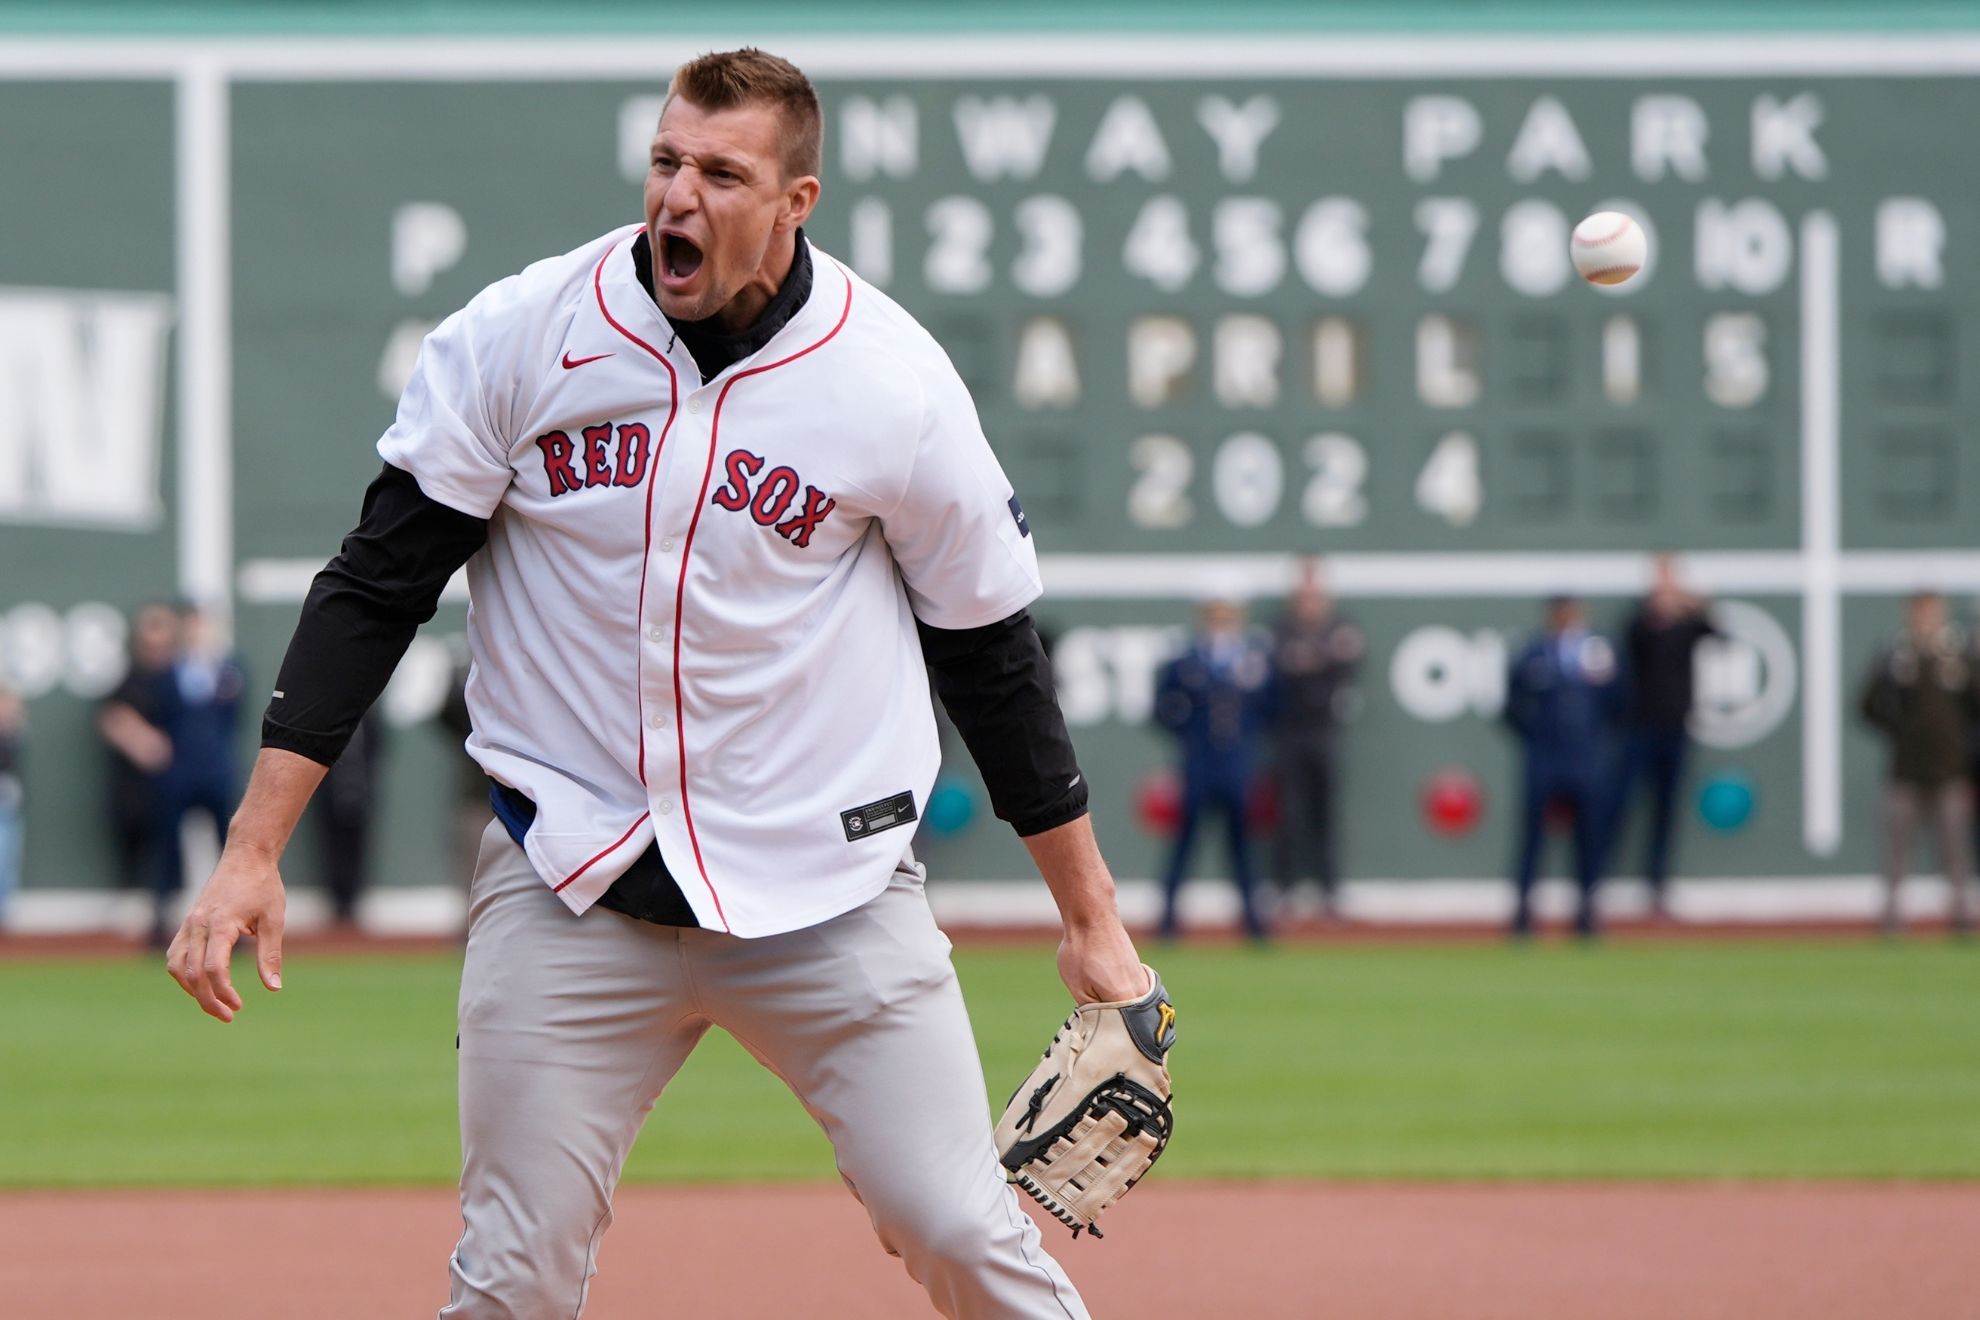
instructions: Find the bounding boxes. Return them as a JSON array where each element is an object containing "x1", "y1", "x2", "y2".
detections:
[{"x1": 1570, "y1": 211, "x2": 1646, "y2": 286}]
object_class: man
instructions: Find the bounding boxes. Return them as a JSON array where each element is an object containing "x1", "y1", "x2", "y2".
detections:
[
  {"x1": 1503, "y1": 595, "x2": 1622, "y2": 939},
  {"x1": 96, "y1": 603, "x2": 179, "y2": 903},
  {"x1": 1153, "y1": 595, "x2": 1273, "y2": 941},
  {"x1": 1268, "y1": 559, "x2": 1362, "y2": 919},
  {"x1": 152, "y1": 603, "x2": 248, "y2": 947},
  {"x1": 1859, "y1": 591, "x2": 1979, "y2": 934},
  {"x1": 165, "y1": 49, "x2": 1145, "y2": 1319},
  {"x1": 1612, "y1": 553, "x2": 1719, "y2": 917}
]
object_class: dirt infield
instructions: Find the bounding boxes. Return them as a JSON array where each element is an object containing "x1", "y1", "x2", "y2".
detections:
[{"x1": 4, "y1": 1182, "x2": 1976, "y2": 1318}]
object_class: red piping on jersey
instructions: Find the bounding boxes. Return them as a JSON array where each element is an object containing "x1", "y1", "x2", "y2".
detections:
[
  {"x1": 668, "y1": 261, "x2": 856, "y2": 923},
  {"x1": 591, "y1": 245, "x2": 680, "y2": 791},
  {"x1": 552, "y1": 812, "x2": 652, "y2": 893}
]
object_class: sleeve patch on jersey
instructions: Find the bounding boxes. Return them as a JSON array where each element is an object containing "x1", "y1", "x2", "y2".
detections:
[
  {"x1": 841, "y1": 790, "x2": 919, "y2": 842},
  {"x1": 1008, "y1": 495, "x2": 1031, "y2": 537}
]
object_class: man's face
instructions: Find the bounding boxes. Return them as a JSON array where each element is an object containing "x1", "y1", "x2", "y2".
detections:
[
  {"x1": 179, "y1": 608, "x2": 220, "y2": 656},
  {"x1": 132, "y1": 606, "x2": 179, "y2": 668},
  {"x1": 1909, "y1": 594, "x2": 1947, "y2": 636},
  {"x1": 1202, "y1": 600, "x2": 1244, "y2": 637},
  {"x1": 1548, "y1": 600, "x2": 1585, "y2": 634},
  {"x1": 1292, "y1": 584, "x2": 1330, "y2": 626},
  {"x1": 643, "y1": 97, "x2": 817, "y2": 325}
]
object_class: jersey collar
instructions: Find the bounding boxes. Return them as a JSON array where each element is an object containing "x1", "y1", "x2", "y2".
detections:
[
  {"x1": 635, "y1": 228, "x2": 815, "y2": 379},
  {"x1": 596, "y1": 226, "x2": 840, "y2": 387}
]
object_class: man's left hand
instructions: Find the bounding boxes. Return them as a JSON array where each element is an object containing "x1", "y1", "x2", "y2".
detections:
[{"x1": 1057, "y1": 921, "x2": 1149, "y2": 1005}]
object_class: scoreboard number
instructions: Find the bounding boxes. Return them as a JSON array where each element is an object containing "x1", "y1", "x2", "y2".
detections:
[
  {"x1": 1302, "y1": 434, "x2": 1369, "y2": 528},
  {"x1": 1211, "y1": 431, "x2": 1284, "y2": 527},
  {"x1": 1414, "y1": 433, "x2": 1483, "y2": 528},
  {"x1": 1122, "y1": 196, "x2": 1199, "y2": 292}
]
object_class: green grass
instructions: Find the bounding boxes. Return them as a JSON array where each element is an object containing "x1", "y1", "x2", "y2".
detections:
[{"x1": 2, "y1": 939, "x2": 1978, "y2": 1187}]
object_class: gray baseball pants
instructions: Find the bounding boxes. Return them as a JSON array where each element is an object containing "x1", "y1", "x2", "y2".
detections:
[{"x1": 440, "y1": 820, "x2": 1088, "y2": 1319}]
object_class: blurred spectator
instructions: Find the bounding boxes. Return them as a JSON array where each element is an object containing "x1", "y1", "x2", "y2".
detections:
[
  {"x1": 96, "y1": 603, "x2": 180, "y2": 894},
  {"x1": 1153, "y1": 596, "x2": 1273, "y2": 941},
  {"x1": 309, "y1": 709, "x2": 386, "y2": 930},
  {"x1": 1269, "y1": 559, "x2": 1362, "y2": 919},
  {"x1": 1859, "y1": 591, "x2": 1978, "y2": 935},
  {"x1": 149, "y1": 603, "x2": 247, "y2": 947},
  {"x1": 1611, "y1": 554, "x2": 1720, "y2": 918},
  {"x1": 1504, "y1": 595, "x2": 1622, "y2": 939},
  {"x1": 0, "y1": 686, "x2": 23, "y2": 930}
]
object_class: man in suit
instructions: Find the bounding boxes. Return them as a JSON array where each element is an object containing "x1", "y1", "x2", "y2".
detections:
[
  {"x1": 1504, "y1": 595, "x2": 1622, "y2": 939},
  {"x1": 150, "y1": 604, "x2": 248, "y2": 947},
  {"x1": 1154, "y1": 596, "x2": 1274, "y2": 940}
]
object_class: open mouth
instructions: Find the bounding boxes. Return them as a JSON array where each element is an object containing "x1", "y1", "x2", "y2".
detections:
[{"x1": 660, "y1": 232, "x2": 705, "y2": 285}]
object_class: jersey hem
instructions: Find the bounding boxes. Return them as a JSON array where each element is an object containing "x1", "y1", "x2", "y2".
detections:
[
  {"x1": 686, "y1": 867, "x2": 896, "y2": 940},
  {"x1": 375, "y1": 453, "x2": 506, "y2": 521},
  {"x1": 913, "y1": 578, "x2": 1045, "y2": 633}
]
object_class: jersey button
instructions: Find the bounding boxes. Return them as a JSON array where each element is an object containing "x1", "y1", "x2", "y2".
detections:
[
  {"x1": 660, "y1": 538, "x2": 675, "y2": 552},
  {"x1": 647, "y1": 625, "x2": 664, "y2": 641},
  {"x1": 688, "y1": 397, "x2": 703, "y2": 414},
  {"x1": 647, "y1": 713, "x2": 666, "y2": 729},
  {"x1": 659, "y1": 799, "x2": 675, "y2": 815}
]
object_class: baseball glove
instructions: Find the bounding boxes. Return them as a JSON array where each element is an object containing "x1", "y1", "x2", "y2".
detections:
[{"x1": 994, "y1": 966, "x2": 1176, "y2": 1239}]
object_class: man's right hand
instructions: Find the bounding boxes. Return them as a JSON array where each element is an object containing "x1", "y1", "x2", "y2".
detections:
[
  {"x1": 163, "y1": 747, "x2": 328, "y2": 1022},
  {"x1": 166, "y1": 843, "x2": 286, "y2": 1024}
]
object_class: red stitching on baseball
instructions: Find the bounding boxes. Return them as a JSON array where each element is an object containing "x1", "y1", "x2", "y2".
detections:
[{"x1": 1573, "y1": 217, "x2": 1633, "y2": 247}]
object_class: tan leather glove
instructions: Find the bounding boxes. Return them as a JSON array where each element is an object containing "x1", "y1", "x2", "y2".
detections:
[{"x1": 993, "y1": 965, "x2": 1176, "y2": 1239}]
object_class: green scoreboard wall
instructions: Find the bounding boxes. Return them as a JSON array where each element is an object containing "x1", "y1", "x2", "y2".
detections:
[{"x1": 3, "y1": 33, "x2": 1977, "y2": 894}]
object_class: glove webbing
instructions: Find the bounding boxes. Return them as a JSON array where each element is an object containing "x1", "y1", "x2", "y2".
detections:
[{"x1": 1009, "y1": 1076, "x2": 1174, "y2": 1239}]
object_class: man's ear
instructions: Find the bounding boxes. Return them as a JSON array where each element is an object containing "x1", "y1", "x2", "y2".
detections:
[{"x1": 780, "y1": 176, "x2": 821, "y2": 232}]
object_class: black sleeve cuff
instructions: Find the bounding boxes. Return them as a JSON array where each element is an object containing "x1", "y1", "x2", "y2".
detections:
[
  {"x1": 1011, "y1": 790, "x2": 1089, "y2": 839},
  {"x1": 917, "y1": 609, "x2": 1089, "y2": 838},
  {"x1": 259, "y1": 715, "x2": 351, "y2": 767}
]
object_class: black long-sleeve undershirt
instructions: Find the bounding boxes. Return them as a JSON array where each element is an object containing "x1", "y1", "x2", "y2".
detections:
[
  {"x1": 261, "y1": 463, "x2": 487, "y2": 765},
  {"x1": 916, "y1": 614, "x2": 1087, "y2": 837}
]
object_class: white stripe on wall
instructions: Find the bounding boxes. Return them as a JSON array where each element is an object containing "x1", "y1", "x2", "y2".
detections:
[
  {"x1": 7, "y1": 875, "x2": 1956, "y2": 937},
  {"x1": 235, "y1": 552, "x2": 1980, "y2": 606}
]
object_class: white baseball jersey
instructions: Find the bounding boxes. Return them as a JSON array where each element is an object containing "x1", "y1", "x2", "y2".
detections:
[{"x1": 379, "y1": 225, "x2": 1041, "y2": 937}]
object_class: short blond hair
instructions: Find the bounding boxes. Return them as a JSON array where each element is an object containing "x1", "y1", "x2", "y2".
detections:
[{"x1": 668, "y1": 47, "x2": 822, "y2": 181}]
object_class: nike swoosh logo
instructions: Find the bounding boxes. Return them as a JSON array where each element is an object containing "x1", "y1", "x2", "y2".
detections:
[{"x1": 561, "y1": 351, "x2": 614, "y2": 369}]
